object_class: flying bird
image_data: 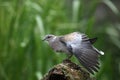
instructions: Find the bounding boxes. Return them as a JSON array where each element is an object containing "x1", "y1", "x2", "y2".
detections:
[{"x1": 43, "y1": 32, "x2": 104, "y2": 74}]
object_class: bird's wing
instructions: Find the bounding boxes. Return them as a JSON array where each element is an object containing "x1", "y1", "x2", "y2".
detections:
[
  {"x1": 61, "y1": 32, "x2": 97, "y2": 44},
  {"x1": 59, "y1": 32, "x2": 82, "y2": 53},
  {"x1": 72, "y1": 34, "x2": 100, "y2": 74},
  {"x1": 73, "y1": 46, "x2": 100, "y2": 74},
  {"x1": 60, "y1": 32, "x2": 101, "y2": 74},
  {"x1": 89, "y1": 37, "x2": 97, "y2": 44},
  {"x1": 61, "y1": 32, "x2": 82, "y2": 44}
]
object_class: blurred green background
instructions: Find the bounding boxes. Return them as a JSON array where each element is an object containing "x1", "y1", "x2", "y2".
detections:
[{"x1": 0, "y1": 0, "x2": 120, "y2": 80}]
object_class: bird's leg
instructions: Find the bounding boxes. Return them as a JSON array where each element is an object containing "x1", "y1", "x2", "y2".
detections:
[
  {"x1": 67, "y1": 54, "x2": 73, "y2": 59},
  {"x1": 65, "y1": 54, "x2": 73, "y2": 60},
  {"x1": 63, "y1": 54, "x2": 73, "y2": 62},
  {"x1": 65, "y1": 45, "x2": 73, "y2": 60}
]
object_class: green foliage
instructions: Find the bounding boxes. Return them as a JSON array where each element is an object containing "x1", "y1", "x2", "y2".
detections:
[{"x1": 0, "y1": 0, "x2": 120, "y2": 80}]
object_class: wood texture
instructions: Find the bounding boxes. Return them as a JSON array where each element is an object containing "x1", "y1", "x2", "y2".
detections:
[{"x1": 42, "y1": 60, "x2": 95, "y2": 80}]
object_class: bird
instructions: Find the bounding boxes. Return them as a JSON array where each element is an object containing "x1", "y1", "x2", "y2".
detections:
[{"x1": 43, "y1": 32, "x2": 104, "y2": 74}]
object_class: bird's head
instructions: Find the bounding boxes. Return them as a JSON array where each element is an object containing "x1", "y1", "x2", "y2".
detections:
[{"x1": 43, "y1": 34, "x2": 56, "y2": 42}]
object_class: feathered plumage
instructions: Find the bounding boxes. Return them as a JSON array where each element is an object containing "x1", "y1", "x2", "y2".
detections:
[{"x1": 43, "y1": 32, "x2": 104, "y2": 74}]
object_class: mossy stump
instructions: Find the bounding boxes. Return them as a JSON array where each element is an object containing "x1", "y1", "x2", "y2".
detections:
[{"x1": 42, "y1": 60, "x2": 95, "y2": 80}]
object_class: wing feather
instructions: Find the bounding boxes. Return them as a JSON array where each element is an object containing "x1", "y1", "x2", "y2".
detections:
[
  {"x1": 78, "y1": 56, "x2": 94, "y2": 74},
  {"x1": 73, "y1": 48, "x2": 100, "y2": 74},
  {"x1": 59, "y1": 32, "x2": 101, "y2": 74},
  {"x1": 72, "y1": 34, "x2": 101, "y2": 74}
]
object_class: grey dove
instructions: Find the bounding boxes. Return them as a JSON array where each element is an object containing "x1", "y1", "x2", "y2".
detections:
[{"x1": 43, "y1": 32, "x2": 104, "y2": 74}]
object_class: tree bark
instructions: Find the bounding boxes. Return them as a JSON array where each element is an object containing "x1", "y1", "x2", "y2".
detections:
[{"x1": 42, "y1": 60, "x2": 95, "y2": 80}]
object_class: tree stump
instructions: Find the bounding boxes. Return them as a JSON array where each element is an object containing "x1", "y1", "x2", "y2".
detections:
[{"x1": 42, "y1": 60, "x2": 95, "y2": 80}]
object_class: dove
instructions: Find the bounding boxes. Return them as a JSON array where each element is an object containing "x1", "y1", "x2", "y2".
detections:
[{"x1": 43, "y1": 32, "x2": 104, "y2": 74}]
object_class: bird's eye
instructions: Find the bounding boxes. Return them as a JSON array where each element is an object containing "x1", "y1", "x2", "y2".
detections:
[{"x1": 47, "y1": 36, "x2": 51, "y2": 38}]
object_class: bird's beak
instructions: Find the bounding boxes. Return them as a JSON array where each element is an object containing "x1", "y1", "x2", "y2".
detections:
[
  {"x1": 42, "y1": 37, "x2": 46, "y2": 41},
  {"x1": 42, "y1": 38, "x2": 45, "y2": 41}
]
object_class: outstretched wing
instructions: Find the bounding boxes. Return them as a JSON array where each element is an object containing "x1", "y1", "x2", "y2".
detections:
[
  {"x1": 60, "y1": 32, "x2": 101, "y2": 74},
  {"x1": 73, "y1": 46, "x2": 100, "y2": 74},
  {"x1": 72, "y1": 34, "x2": 101, "y2": 74}
]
